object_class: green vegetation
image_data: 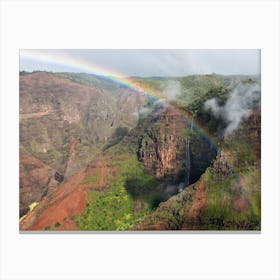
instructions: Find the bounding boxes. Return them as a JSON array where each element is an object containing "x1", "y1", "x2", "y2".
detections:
[
  {"x1": 202, "y1": 167, "x2": 260, "y2": 230},
  {"x1": 55, "y1": 72, "x2": 121, "y2": 92},
  {"x1": 78, "y1": 181, "x2": 143, "y2": 230},
  {"x1": 44, "y1": 225, "x2": 51, "y2": 230},
  {"x1": 80, "y1": 175, "x2": 99, "y2": 185},
  {"x1": 19, "y1": 70, "x2": 31, "y2": 75},
  {"x1": 77, "y1": 153, "x2": 166, "y2": 230},
  {"x1": 242, "y1": 167, "x2": 261, "y2": 220},
  {"x1": 223, "y1": 138, "x2": 258, "y2": 172},
  {"x1": 141, "y1": 163, "x2": 260, "y2": 230},
  {"x1": 231, "y1": 142, "x2": 257, "y2": 169},
  {"x1": 102, "y1": 127, "x2": 129, "y2": 151},
  {"x1": 71, "y1": 214, "x2": 78, "y2": 221},
  {"x1": 135, "y1": 74, "x2": 232, "y2": 136},
  {"x1": 135, "y1": 187, "x2": 196, "y2": 230},
  {"x1": 54, "y1": 222, "x2": 61, "y2": 228},
  {"x1": 176, "y1": 75, "x2": 227, "y2": 110}
]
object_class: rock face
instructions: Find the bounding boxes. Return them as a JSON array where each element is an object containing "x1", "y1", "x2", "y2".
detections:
[
  {"x1": 20, "y1": 153, "x2": 59, "y2": 217},
  {"x1": 20, "y1": 72, "x2": 145, "y2": 176},
  {"x1": 212, "y1": 151, "x2": 234, "y2": 175},
  {"x1": 135, "y1": 106, "x2": 217, "y2": 184},
  {"x1": 137, "y1": 108, "x2": 186, "y2": 182},
  {"x1": 19, "y1": 72, "x2": 146, "y2": 217},
  {"x1": 133, "y1": 108, "x2": 261, "y2": 231}
]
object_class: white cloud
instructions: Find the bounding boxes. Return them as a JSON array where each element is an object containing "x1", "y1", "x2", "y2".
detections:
[{"x1": 204, "y1": 82, "x2": 261, "y2": 137}]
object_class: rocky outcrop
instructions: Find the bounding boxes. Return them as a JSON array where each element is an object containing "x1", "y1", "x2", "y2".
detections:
[
  {"x1": 20, "y1": 72, "x2": 146, "y2": 178},
  {"x1": 135, "y1": 107, "x2": 217, "y2": 184},
  {"x1": 212, "y1": 151, "x2": 234, "y2": 175},
  {"x1": 19, "y1": 72, "x2": 147, "y2": 216},
  {"x1": 133, "y1": 107, "x2": 261, "y2": 231},
  {"x1": 137, "y1": 108, "x2": 186, "y2": 181},
  {"x1": 20, "y1": 153, "x2": 59, "y2": 217}
]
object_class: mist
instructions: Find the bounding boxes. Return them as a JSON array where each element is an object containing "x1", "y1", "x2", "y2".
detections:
[
  {"x1": 138, "y1": 106, "x2": 154, "y2": 117},
  {"x1": 161, "y1": 80, "x2": 182, "y2": 101},
  {"x1": 204, "y1": 82, "x2": 261, "y2": 137}
]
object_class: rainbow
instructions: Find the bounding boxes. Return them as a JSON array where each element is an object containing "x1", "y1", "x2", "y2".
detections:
[
  {"x1": 20, "y1": 51, "x2": 263, "y2": 226},
  {"x1": 20, "y1": 50, "x2": 219, "y2": 151}
]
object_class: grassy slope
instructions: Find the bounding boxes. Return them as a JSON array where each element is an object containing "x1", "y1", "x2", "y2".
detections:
[
  {"x1": 134, "y1": 165, "x2": 260, "y2": 230},
  {"x1": 134, "y1": 112, "x2": 261, "y2": 230},
  {"x1": 76, "y1": 149, "x2": 164, "y2": 230}
]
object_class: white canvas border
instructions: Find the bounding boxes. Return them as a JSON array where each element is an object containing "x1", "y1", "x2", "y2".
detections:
[{"x1": 1, "y1": 1, "x2": 279, "y2": 280}]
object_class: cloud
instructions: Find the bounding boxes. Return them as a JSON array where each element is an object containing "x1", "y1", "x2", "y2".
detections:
[
  {"x1": 204, "y1": 82, "x2": 261, "y2": 137},
  {"x1": 138, "y1": 107, "x2": 154, "y2": 116},
  {"x1": 134, "y1": 80, "x2": 182, "y2": 119},
  {"x1": 161, "y1": 80, "x2": 182, "y2": 101},
  {"x1": 20, "y1": 49, "x2": 261, "y2": 77}
]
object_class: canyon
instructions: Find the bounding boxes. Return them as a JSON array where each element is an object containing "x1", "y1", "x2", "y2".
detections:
[{"x1": 20, "y1": 71, "x2": 261, "y2": 230}]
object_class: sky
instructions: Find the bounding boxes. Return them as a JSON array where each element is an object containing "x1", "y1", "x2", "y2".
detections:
[{"x1": 20, "y1": 49, "x2": 260, "y2": 77}]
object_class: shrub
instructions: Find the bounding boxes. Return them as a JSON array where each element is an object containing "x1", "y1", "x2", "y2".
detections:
[{"x1": 54, "y1": 222, "x2": 61, "y2": 228}]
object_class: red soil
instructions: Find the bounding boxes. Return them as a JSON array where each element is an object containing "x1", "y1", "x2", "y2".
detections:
[
  {"x1": 20, "y1": 157, "x2": 110, "y2": 231},
  {"x1": 29, "y1": 185, "x2": 87, "y2": 230},
  {"x1": 96, "y1": 160, "x2": 108, "y2": 187},
  {"x1": 179, "y1": 180, "x2": 207, "y2": 230},
  {"x1": 232, "y1": 176, "x2": 250, "y2": 213},
  {"x1": 187, "y1": 180, "x2": 207, "y2": 219},
  {"x1": 233, "y1": 197, "x2": 249, "y2": 213}
]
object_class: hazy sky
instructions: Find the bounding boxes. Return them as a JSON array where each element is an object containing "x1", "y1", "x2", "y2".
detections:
[{"x1": 20, "y1": 49, "x2": 260, "y2": 77}]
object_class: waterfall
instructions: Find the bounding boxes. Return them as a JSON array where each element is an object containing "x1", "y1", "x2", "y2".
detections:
[
  {"x1": 185, "y1": 116, "x2": 193, "y2": 186},
  {"x1": 185, "y1": 136, "x2": 190, "y2": 186}
]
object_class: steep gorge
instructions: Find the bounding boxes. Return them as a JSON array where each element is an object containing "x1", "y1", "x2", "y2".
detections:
[
  {"x1": 19, "y1": 72, "x2": 260, "y2": 231},
  {"x1": 20, "y1": 72, "x2": 146, "y2": 218},
  {"x1": 134, "y1": 108, "x2": 261, "y2": 230},
  {"x1": 132, "y1": 105, "x2": 217, "y2": 186}
]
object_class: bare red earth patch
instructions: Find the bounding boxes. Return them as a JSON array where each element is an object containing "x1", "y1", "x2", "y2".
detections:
[
  {"x1": 233, "y1": 197, "x2": 250, "y2": 213},
  {"x1": 29, "y1": 186, "x2": 87, "y2": 230},
  {"x1": 20, "y1": 156, "x2": 112, "y2": 230},
  {"x1": 187, "y1": 180, "x2": 207, "y2": 219}
]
